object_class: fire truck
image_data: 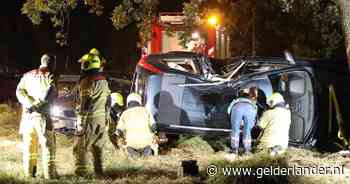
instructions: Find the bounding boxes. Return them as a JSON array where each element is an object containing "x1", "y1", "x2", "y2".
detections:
[{"x1": 143, "y1": 12, "x2": 231, "y2": 59}]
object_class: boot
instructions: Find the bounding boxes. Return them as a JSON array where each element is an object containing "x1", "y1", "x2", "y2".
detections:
[
  {"x1": 32, "y1": 166, "x2": 37, "y2": 178},
  {"x1": 127, "y1": 147, "x2": 141, "y2": 158},
  {"x1": 143, "y1": 146, "x2": 154, "y2": 157},
  {"x1": 92, "y1": 147, "x2": 104, "y2": 177}
]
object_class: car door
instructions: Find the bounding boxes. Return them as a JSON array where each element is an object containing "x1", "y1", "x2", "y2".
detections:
[
  {"x1": 156, "y1": 57, "x2": 232, "y2": 134},
  {"x1": 267, "y1": 69, "x2": 315, "y2": 144},
  {"x1": 153, "y1": 58, "x2": 203, "y2": 129},
  {"x1": 156, "y1": 73, "x2": 186, "y2": 127},
  {"x1": 170, "y1": 57, "x2": 234, "y2": 134}
]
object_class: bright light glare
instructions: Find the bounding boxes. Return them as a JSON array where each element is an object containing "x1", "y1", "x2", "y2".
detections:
[
  {"x1": 51, "y1": 106, "x2": 61, "y2": 116},
  {"x1": 208, "y1": 15, "x2": 218, "y2": 27},
  {"x1": 191, "y1": 32, "x2": 200, "y2": 39}
]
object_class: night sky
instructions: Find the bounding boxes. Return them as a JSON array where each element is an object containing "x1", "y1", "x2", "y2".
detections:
[{"x1": 0, "y1": 0, "x2": 186, "y2": 77}]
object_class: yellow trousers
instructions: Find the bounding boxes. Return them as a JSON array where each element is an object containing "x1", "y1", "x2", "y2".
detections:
[{"x1": 22, "y1": 118, "x2": 56, "y2": 179}]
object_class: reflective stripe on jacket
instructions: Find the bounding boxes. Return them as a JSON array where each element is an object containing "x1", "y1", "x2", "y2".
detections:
[
  {"x1": 16, "y1": 68, "x2": 57, "y2": 134},
  {"x1": 77, "y1": 75, "x2": 111, "y2": 126},
  {"x1": 257, "y1": 107, "x2": 291, "y2": 149}
]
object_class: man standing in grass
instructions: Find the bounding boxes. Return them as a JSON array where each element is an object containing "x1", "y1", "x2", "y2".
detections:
[
  {"x1": 16, "y1": 53, "x2": 58, "y2": 179},
  {"x1": 73, "y1": 49, "x2": 111, "y2": 177}
]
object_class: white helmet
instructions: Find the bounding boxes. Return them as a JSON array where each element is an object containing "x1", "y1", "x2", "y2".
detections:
[
  {"x1": 127, "y1": 93, "x2": 142, "y2": 105},
  {"x1": 267, "y1": 92, "x2": 285, "y2": 108}
]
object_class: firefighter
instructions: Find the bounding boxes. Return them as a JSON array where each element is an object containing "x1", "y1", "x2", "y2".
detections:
[
  {"x1": 116, "y1": 93, "x2": 158, "y2": 157},
  {"x1": 256, "y1": 92, "x2": 291, "y2": 156},
  {"x1": 16, "y1": 53, "x2": 58, "y2": 179},
  {"x1": 108, "y1": 92, "x2": 125, "y2": 149},
  {"x1": 73, "y1": 50, "x2": 111, "y2": 177},
  {"x1": 227, "y1": 87, "x2": 258, "y2": 157},
  {"x1": 110, "y1": 92, "x2": 124, "y2": 121}
]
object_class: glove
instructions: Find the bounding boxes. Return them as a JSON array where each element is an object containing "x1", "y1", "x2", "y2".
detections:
[
  {"x1": 114, "y1": 129, "x2": 124, "y2": 137},
  {"x1": 75, "y1": 115, "x2": 87, "y2": 136},
  {"x1": 27, "y1": 105, "x2": 39, "y2": 113},
  {"x1": 27, "y1": 101, "x2": 48, "y2": 114},
  {"x1": 75, "y1": 124, "x2": 85, "y2": 136}
]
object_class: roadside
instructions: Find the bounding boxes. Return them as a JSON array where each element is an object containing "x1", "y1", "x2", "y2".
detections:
[{"x1": 0, "y1": 103, "x2": 349, "y2": 184}]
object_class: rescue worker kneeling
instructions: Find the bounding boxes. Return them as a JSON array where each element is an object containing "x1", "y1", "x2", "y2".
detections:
[
  {"x1": 108, "y1": 92, "x2": 125, "y2": 149},
  {"x1": 255, "y1": 92, "x2": 291, "y2": 156},
  {"x1": 115, "y1": 93, "x2": 158, "y2": 157}
]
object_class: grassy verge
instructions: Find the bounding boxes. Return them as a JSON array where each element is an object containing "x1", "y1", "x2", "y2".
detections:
[
  {"x1": 0, "y1": 104, "x2": 349, "y2": 183},
  {"x1": 0, "y1": 103, "x2": 21, "y2": 139}
]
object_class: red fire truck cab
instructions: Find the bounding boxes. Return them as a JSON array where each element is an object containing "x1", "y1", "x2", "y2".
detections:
[{"x1": 143, "y1": 12, "x2": 230, "y2": 59}]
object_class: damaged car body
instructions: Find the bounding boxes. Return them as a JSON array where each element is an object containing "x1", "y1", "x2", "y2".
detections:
[
  {"x1": 51, "y1": 75, "x2": 131, "y2": 135},
  {"x1": 132, "y1": 51, "x2": 350, "y2": 149}
]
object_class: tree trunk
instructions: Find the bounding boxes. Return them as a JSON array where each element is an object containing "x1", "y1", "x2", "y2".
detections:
[{"x1": 338, "y1": 0, "x2": 350, "y2": 71}]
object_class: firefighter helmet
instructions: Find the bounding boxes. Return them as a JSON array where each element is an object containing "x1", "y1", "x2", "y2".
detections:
[
  {"x1": 89, "y1": 48, "x2": 100, "y2": 56},
  {"x1": 267, "y1": 92, "x2": 285, "y2": 108},
  {"x1": 127, "y1": 93, "x2": 142, "y2": 105},
  {"x1": 89, "y1": 48, "x2": 107, "y2": 70},
  {"x1": 78, "y1": 53, "x2": 101, "y2": 71},
  {"x1": 111, "y1": 92, "x2": 124, "y2": 107}
]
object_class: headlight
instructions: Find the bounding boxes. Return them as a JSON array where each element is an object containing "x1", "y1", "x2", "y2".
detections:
[{"x1": 51, "y1": 106, "x2": 61, "y2": 117}]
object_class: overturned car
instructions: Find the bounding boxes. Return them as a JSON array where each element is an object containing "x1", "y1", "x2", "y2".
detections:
[{"x1": 132, "y1": 51, "x2": 350, "y2": 150}]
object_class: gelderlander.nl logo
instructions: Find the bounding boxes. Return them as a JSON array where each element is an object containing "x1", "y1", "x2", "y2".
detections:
[{"x1": 207, "y1": 164, "x2": 344, "y2": 178}]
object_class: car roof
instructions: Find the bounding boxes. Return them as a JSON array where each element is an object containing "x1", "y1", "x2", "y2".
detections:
[
  {"x1": 226, "y1": 56, "x2": 299, "y2": 64},
  {"x1": 147, "y1": 51, "x2": 204, "y2": 61}
]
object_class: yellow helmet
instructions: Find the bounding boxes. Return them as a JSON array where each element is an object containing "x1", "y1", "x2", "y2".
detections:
[
  {"x1": 78, "y1": 53, "x2": 101, "y2": 71},
  {"x1": 89, "y1": 48, "x2": 100, "y2": 56},
  {"x1": 111, "y1": 92, "x2": 124, "y2": 107},
  {"x1": 267, "y1": 92, "x2": 285, "y2": 108},
  {"x1": 89, "y1": 48, "x2": 107, "y2": 69},
  {"x1": 127, "y1": 93, "x2": 142, "y2": 105}
]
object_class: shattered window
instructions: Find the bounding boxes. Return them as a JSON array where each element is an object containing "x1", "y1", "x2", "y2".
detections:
[{"x1": 162, "y1": 59, "x2": 199, "y2": 75}]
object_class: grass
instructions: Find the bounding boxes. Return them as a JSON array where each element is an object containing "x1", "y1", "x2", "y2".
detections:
[
  {"x1": 206, "y1": 153, "x2": 289, "y2": 184},
  {"x1": 0, "y1": 103, "x2": 349, "y2": 183},
  {"x1": 0, "y1": 103, "x2": 21, "y2": 139}
]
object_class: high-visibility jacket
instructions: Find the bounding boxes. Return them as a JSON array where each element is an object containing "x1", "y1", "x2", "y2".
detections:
[
  {"x1": 73, "y1": 74, "x2": 110, "y2": 175},
  {"x1": 16, "y1": 67, "x2": 57, "y2": 134},
  {"x1": 117, "y1": 106, "x2": 157, "y2": 149},
  {"x1": 77, "y1": 74, "x2": 111, "y2": 128},
  {"x1": 16, "y1": 67, "x2": 58, "y2": 179},
  {"x1": 257, "y1": 107, "x2": 291, "y2": 150}
]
